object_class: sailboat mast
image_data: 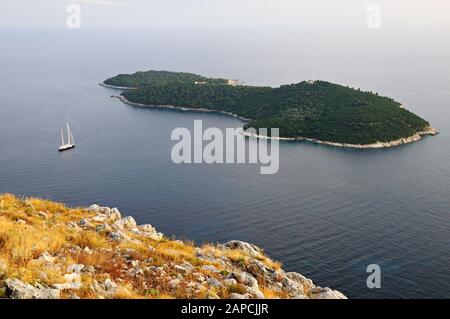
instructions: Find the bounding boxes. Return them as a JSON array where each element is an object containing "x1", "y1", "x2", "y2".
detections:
[
  {"x1": 70, "y1": 126, "x2": 75, "y2": 145},
  {"x1": 67, "y1": 122, "x2": 71, "y2": 145},
  {"x1": 61, "y1": 129, "x2": 64, "y2": 146}
]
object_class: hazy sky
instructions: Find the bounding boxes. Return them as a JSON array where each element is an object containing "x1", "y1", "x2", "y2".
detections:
[{"x1": 2, "y1": 0, "x2": 450, "y2": 30}]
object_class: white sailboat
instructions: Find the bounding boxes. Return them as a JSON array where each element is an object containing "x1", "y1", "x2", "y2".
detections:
[{"x1": 59, "y1": 122, "x2": 75, "y2": 151}]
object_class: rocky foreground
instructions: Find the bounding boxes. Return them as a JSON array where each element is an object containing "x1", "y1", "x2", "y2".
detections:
[{"x1": 0, "y1": 194, "x2": 346, "y2": 299}]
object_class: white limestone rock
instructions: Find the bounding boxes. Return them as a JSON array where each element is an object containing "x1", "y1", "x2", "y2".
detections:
[
  {"x1": 6, "y1": 279, "x2": 60, "y2": 299},
  {"x1": 222, "y1": 240, "x2": 264, "y2": 259},
  {"x1": 309, "y1": 287, "x2": 347, "y2": 299}
]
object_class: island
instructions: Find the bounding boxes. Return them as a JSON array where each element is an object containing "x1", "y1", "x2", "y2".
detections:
[{"x1": 101, "y1": 70, "x2": 438, "y2": 148}]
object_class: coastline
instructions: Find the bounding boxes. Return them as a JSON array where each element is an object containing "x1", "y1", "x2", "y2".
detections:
[
  {"x1": 111, "y1": 94, "x2": 252, "y2": 122},
  {"x1": 101, "y1": 82, "x2": 439, "y2": 149},
  {"x1": 242, "y1": 126, "x2": 439, "y2": 149},
  {"x1": 99, "y1": 82, "x2": 137, "y2": 90}
]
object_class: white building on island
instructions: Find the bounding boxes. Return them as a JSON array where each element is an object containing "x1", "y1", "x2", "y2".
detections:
[{"x1": 227, "y1": 79, "x2": 240, "y2": 86}]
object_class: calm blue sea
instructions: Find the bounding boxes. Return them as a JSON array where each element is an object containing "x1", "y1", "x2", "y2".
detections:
[{"x1": 0, "y1": 29, "x2": 449, "y2": 298}]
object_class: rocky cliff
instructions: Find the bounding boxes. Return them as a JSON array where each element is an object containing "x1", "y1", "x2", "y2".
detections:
[{"x1": 0, "y1": 194, "x2": 346, "y2": 299}]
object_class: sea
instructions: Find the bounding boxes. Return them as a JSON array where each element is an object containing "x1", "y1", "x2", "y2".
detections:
[{"x1": 0, "y1": 27, "x2": 449, "y2": 298}]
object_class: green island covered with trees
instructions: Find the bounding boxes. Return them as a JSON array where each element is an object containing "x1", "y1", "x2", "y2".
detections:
[{"x1": 103, "y1": 70, "x2": 434, "y2": 146}]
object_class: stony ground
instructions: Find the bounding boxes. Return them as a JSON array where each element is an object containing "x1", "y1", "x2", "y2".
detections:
[{"x1": 0, "y1": 194, "x2": 346, "y2": 299}]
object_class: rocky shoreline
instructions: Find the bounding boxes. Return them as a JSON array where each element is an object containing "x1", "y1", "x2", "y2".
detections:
[
  {"x1": 99, "y1": 82, "x2": 137, "y2": 90},
  {"x1": 111, "y1": 94, "x2": 252, "y2": 122},
  {"x1": 242, "y1": 126, "x2": 439, "y2": 149},
  {"x1": 0, "y1": 194, "x2": 346, "y2": 299}
]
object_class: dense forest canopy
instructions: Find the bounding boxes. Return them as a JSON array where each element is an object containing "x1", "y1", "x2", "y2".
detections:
[
  {"x1": 104, "y1": 71, "x2": 430, "y2": 144},
  {"x1": 104, "y1": 70, "x2": 228, "y2": 87}
]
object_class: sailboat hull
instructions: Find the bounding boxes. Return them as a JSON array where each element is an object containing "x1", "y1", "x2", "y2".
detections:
[
  {"x1": 58, "y1": 144, "x2": 75, "y2": 152},
  {"x1": 59, "y1": 122, "x2": 75, "y2": 151}
]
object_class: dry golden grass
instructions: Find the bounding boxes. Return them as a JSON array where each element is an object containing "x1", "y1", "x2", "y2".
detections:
[
  {"x1": 0, "y1": 195, "x2": 108, "y2": 291},
  {"x1": 260, "y1": 285, "x2": 289, "y2": 299},
  {"x1": 0, "y1": 219, "x2": 66, "y2": 265},
  {"x1": 112, "y1": 285, "x2": 142, "y2": 299},
  {"x1": 0, "y1": 193, "x2": 289, "y2": 299},
  {"x1": 153, "y1": 240, "x2": 196, "y2": 264},
  {"x1": 68, "y1": 230, "x2": 109, "y2": 250}
]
